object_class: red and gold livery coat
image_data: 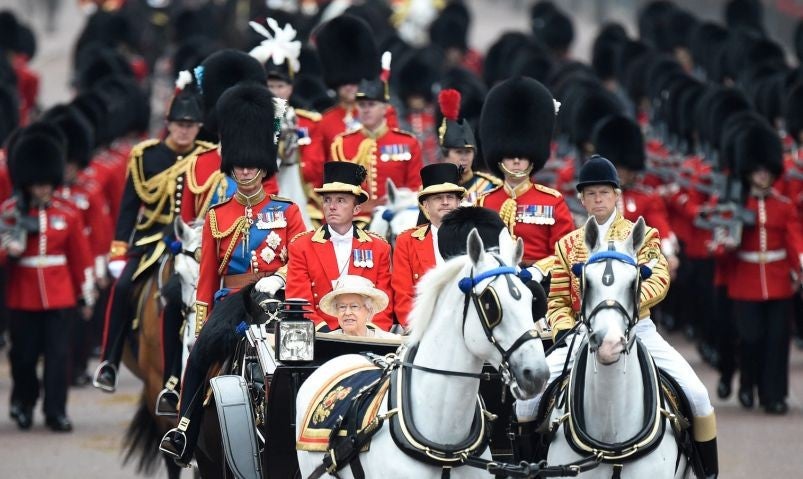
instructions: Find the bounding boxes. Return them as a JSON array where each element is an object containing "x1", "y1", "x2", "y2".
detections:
[
  {"x1": 478, "y1": 181, "x2": 574, "y2": 273},
  {"x1": 548, "y1": 213, "x2": 670, "y2": 338},
  {"x1": 391, "y1": 224, "x2": 437, "y2": 327},
  {"x1": 726, "y1": 191, "x2": 803, "y2": 301},
  {"x1": 318, "y1": 104, "x2": 400, "y2": 156},
  {"x1": 195, "y1": 192, "x2": 307, "y2": 332},
  {"x1": 0, "y1": 197, "x2": 93, "y2": 310},
  {"x1": 286, "y1": 225, "x2": 393, "y2": 331}
]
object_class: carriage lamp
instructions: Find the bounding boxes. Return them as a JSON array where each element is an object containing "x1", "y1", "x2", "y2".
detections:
[{"x1": 275, "y1": 298, "x2": 315, "y2": 363}]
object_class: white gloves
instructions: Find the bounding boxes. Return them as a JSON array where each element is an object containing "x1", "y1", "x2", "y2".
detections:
[
  {"x1": 255, "y1": 274, "x2": 285, "y2": 296},
  {"x1": 108, "y1": 259, "x2": 126, "y2": 280},
  {"x1": 526, "y1": 266, "x2": 544, "y2": 283}
]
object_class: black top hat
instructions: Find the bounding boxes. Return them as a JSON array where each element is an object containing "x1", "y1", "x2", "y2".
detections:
[
  {"x1": 314, "y1": 162, "x2": 370, "y2": 203},
  {"x1": 438, "y1": 89, "x2": 476, "y2": 149},
  {"x1": 576, "y1": 155, "x2": 620, "y2": 192},
  {"x1": 167, "y1": 89, "x2": 203, "y2": 122},
  {"x1": 417, "y1": 163, "x2": 466, "y2": 204}
]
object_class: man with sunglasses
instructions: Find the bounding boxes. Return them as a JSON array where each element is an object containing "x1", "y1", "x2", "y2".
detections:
[{"x1": 512, "y1": 156, "x2": 718, "y2": 478}]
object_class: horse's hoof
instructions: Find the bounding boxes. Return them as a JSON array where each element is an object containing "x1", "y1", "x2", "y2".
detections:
[
  {"x1": 92, "y1": 361, "x2": 118, "y2": 393},
  {"x1": 155, "y1": 389, "x2": 180, "y2": 417},
  {"x1": 738, "y1": 389, "x2": 754, "y2": 409}
]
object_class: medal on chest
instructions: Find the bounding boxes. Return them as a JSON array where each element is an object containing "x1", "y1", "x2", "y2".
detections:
[
  {"x1": 516, "y1": 204, "x2": 555, "y2": 225},
  {"x1": 352, "y1": 249, "x2": 374, "y2": 268},
  {"x1": 50, "y1": 215, "x2": 67, "y2": 231},
  {"x1": 379, "y1": 144, "x2": 411, "y2": 162},
  {"x1": 256, "y1": 209, "x2": 287, "y2": 229}
]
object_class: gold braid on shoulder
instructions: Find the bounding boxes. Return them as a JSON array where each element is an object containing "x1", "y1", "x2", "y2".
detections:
[{"x1": 208, "y1": 209, "x2": 249, "y2": 275}]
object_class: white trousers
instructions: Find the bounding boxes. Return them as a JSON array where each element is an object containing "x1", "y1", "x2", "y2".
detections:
[{"x1": 517, "y1": 318, "x2": 713, "y2": 420}]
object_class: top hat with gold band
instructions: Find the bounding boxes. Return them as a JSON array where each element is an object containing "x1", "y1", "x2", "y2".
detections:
[
  {"x1": 417, "y1": 163, "x2": 466, "y2": 204},
  {"x1": 438, "y1": 89, "x2": 476, "y2": 149},
  {"x1": 314, "y1": 162, "x2": 370, "y2": 204}
]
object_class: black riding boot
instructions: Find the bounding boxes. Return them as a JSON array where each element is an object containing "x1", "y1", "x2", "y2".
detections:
[
  {"x1": 93, "y1": 261, "x2": 138, "y2": 392},
  {"x1": 156, "y1": 275, "x2": 185, "y2": 415},
  {"x1": 695, "y1": 437, "x2": 718, "y2": 478},
  {"x1": 510, "y1": 417, "x2": 542, "y2": 463}
]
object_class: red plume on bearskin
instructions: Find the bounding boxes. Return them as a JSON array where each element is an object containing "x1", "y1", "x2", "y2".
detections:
[{"x1": 438, "y1": 89, "x2": 461, "y2": 121}]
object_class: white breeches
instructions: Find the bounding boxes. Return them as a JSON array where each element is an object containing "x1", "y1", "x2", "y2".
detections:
[{"x1": 517, "y1": 318, "x2": 714, "y2": 420}]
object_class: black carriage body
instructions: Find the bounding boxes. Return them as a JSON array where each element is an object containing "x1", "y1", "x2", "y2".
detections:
[{"x1": 262, "y1": 334, "x2": 515, "y2": 477}]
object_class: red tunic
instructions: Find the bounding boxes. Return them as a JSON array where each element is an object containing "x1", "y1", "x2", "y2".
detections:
[
  {"x1": 286, "y1": 226, "x2": 393, "y2": 331},
  {"x1": 318, "y1": 104, "x2": 400, "y2": 156},
  {"x1": 196, "y1": 193, "x2": 307, "y2": 310},
  {"x1": 478, "y1": 181, "x2": 574, "y2": 271},
  {"x1": 330, "y1": 125, "x2": 423, "y2": 216},
  {"x1": 391, "y1": 224, "x2": 436, "y2": 327},
  {"x1": 0, "y1": 197, "x2": 93, "y2": 310},
  {"x1": 56, "y1": 181, "x2": 113, "y2": 261},
  {"x1": 297, "y1": 109, "x2": 326, "y2": 188},
  {"x1": 11, "y1": 54, "x2": 39, "y2": 126},
  {"x1": 618, "y1": 185, "x2": 674, "y2": 242},
  {"x1": 726, "y1": 191, "x2": 803, "y2": 301}
]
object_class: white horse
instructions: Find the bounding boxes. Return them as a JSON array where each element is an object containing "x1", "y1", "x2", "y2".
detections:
[
  {"x1": 277, "y1": 107, "x2": 313, "y2": 229},
  {"x1": 368, "y1": 179, "x2": 420, "y2": 244},
  {"x1": 173, "y1": 217, "x2": 203, "y2": 371},
  {"x1": 545, "y1": 218, "x2": 689, "y2": 478},
  {"x1": 297, "y1": 228, "x2": 550, "y2": 478}
]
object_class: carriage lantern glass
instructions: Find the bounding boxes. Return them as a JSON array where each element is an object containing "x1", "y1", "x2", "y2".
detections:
[{"x1": 275, "y1": 298, "x2": 315, "y2": 363}]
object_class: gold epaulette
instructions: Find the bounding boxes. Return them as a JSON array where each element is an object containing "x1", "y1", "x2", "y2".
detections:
[
  {"x1": 478, "y1": 184, "x2": 503, "y2": 204},
  {"x1": 295, "y1": 109, "x2": 322, "y2": 122},
  {"x1": 534, "y1": 183, "x2": 562, "y2": 197},
  {"x1": 270, "y1": 194, "x2": 294, "y2": 203},
  {"x1": 331, "y1": 134, "x2": 347, "y2": 161},
  {"x1": 129, "y1": 138, "x2": 161, "y2": 158},
  {"x1": 411, "y1": 224, "x2": 429, "y2": 240},
  {"x1": 291, "y1": 229, "x2": 314, "y2": 243},
  {"x1": 476, "y1": 171, "x2": 503, "y2": 186},
  {"x1": 364, "y1": 230, "x2": 388, "y2": 243},
  {"x1": 391, "y1": 127, "x2": 416, "y2": 138},
  {"x1": 193, "y1": 140, "x2": 216, "y2": 151}
]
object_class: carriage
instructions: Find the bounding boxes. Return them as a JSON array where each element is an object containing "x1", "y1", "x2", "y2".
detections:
[{"x1": 206, "y1": 323, "x2": 521, "y2": 479}]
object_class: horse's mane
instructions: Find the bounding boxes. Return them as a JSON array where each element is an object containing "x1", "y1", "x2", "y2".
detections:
[
  {"x1": 193, "y1": 284, "x2": 258, "y2": 360},
  {"x1": 406, "y1": 254, "x2": 470, "y2": 344}
]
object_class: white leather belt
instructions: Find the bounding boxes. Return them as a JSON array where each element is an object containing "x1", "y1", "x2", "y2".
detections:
[
  {"x1": 738, "y1": 250, "x2": 786, "y2": 264},
  {"x1": 19, "y1": 255, "x2": 67, "y2": 267}
]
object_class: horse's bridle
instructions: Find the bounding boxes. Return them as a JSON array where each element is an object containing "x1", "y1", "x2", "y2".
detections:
[
  {"x1": 457, "y1": 254, "x2": 541, "y2": 386},
  {"x1": 579, "y1": 246, "x2": 643, "y2": 354}
]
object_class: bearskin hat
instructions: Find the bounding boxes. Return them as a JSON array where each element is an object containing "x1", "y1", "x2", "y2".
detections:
[
  {"x1": 480, "y1": 76, "x2": 556, "y2": 176},
  {"x1": 591, "y1": 115, "x2": 645, "y2": 172},
  {"x1": 437, "y1": 206, "x2": 507, "y2": 260},
  {"x1": 394, "y1": 48, "x2": 440, "y2": 104},
  {"x1": 0, "y1": 10, "x2": 19, "y2": 52},
  {"x1": 724, "y1": 0, "x2": 764, "y2": 34},
  {"x1": 42, "y1": 104, "x2": 95, "y2": 169},
  {"x1": 216, "y1": 83, "x2": 278, "y2": 178},
  {"x1": 9, "y1": 124, "x2": 66, "y2": 189},
  {"x1": 795, "y1": 20, "x2": 803, "y2": 63},
  {"x1": 702, "y1": 88, "x2": 751, "y2": 151},
  {"x1": 172, "y1": 36, "x2": 217, "y2": 80},
  {"x1": 568, "y1": 89, "x2": 623, "y2": 151},
  {"x1": 483, "y1": 32, "x2": 537, "y2": 87},
  {"x1": 719, "y1": 111, "x2": 765, "y2": 171},
  {"x1": 291, "y1": 74, "x2": 334, "y2": 112},
  {"x1": 531, "y1": 7, "x2": 574, "y2": 54},
  {"x1": 75, "y1": 46, "x2": 133, "y2": 92},
  {"x1": 315, "y1": 15, "x2": 380, "y2": 88},
  {"x1": 429, "y1": 3, "x2": 469, "y2": 52},
  {"x1": 689, "y1": 22, "x2": 729, "y2": 79},
  {"x1": 591, "y1": 23, "x2": 628, "y2": 81},
  {"x1": 785, "y1": 82, "x2": 803, "y2": 144},
  {"x1": 614, "y1": 39, "x2": 650, "y2": 85},
  {"x1": 637, "y1": 1, "x2": 679, "y2": 52},
  {"x1": 735, "y1": 120, "x2": 783, "y2": 177},
  {"x1": 199, "y1": 49, "x2": 266, "y2": 137}
]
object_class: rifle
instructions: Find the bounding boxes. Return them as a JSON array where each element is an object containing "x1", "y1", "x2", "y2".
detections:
[{"x1": 0, "y1": 195, "x2": 39, "y2": 253}]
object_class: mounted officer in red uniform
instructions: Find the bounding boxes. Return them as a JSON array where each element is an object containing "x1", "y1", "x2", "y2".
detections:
[
  {"x1": 477, "y1": 77, "x2": 574, "y2": 283},
  {"x1": 1, "y1": 124, "x2": 94, "y2": 432},
  {"x1": 93, "y1": 88, "x2": 210, "y2": 392},
  {"x1": 392, "y1": 163, "x2": 464, "y2": 328},
  {"x1": 160, "y1": 83, "x2": 307, "y2": 466},
  {"x1": 286, "y1": 161, "x2": 393, "y2": 331},
  {"x1": 437, "y1": 89, "x2": 500, "y2": 203}
]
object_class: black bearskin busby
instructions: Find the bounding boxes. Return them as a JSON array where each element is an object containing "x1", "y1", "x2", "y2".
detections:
[
  {"x1": 199, "y1": 49, "x2": 266, "y2": 135},
  {"x1": 479, "y1": 76, "x2": 556, "y2": 177},
  {"x1": 42, "y1": 105, "x2": 95, "y2": 169},
  {"x1": 9, "y1": 124, "x2": 66, "y2": 189},
  {"x1": 216, "y1": 83, "x2": 278, "y2": 178},
  {"x1": 568, "y1": 88, "x2": 623, "y2": 152},
  {"x1": 735, "y1": 121, "x2": 783, "y2": 178},
  {"x1": 591, "y1": 23, "x2": 628, "y2": 82},
  {"x1": 438, "y1": 206, "x2": 507, "y2": 260},
  {"x1": 784, "y1": 82, "x2": 803, "y2": 145},
  {"x1": 315, "y1": 15, "x2": 380, "y2": 88},
  {"x1": 591, "y1": 115, "x2": 645, "y2": 172},
  {"x1": 0, "y1": 84, "x2": 19, "y2": 145}
]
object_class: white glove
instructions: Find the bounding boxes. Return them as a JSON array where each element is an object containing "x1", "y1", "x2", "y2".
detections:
[
  {"x1": 255, "y1": 275, "x2": 285, "y2": 296},
  {"x1": 94, "y1": 256, "x2": 107, "y2": 280},
  {"x1": 526, "y1": 266, "x2": 544, "y2": 283},
  {"x1": 108, "y1": 259, "x2": 126, "y2": 280}
]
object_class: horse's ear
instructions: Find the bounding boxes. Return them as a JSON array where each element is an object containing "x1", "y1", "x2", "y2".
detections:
[
  {"x1": 584, "y1": 217, "x2": 599, "y2": 252},
  {"x1": 174, "y1": 217, "x2": 187, "y2": 241},
  {"x1": 467, "y1": 228, "x2": 484, "y2": 264},
  {"x1": 386, "y1": 179, "x2": 397, "y2": 204},
  {"x1": 514, "y1": 236, "x2": 525, "y2": 266},
  {"x1": 630, "y1": 217, "x2": 646, "y2": 253}
]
